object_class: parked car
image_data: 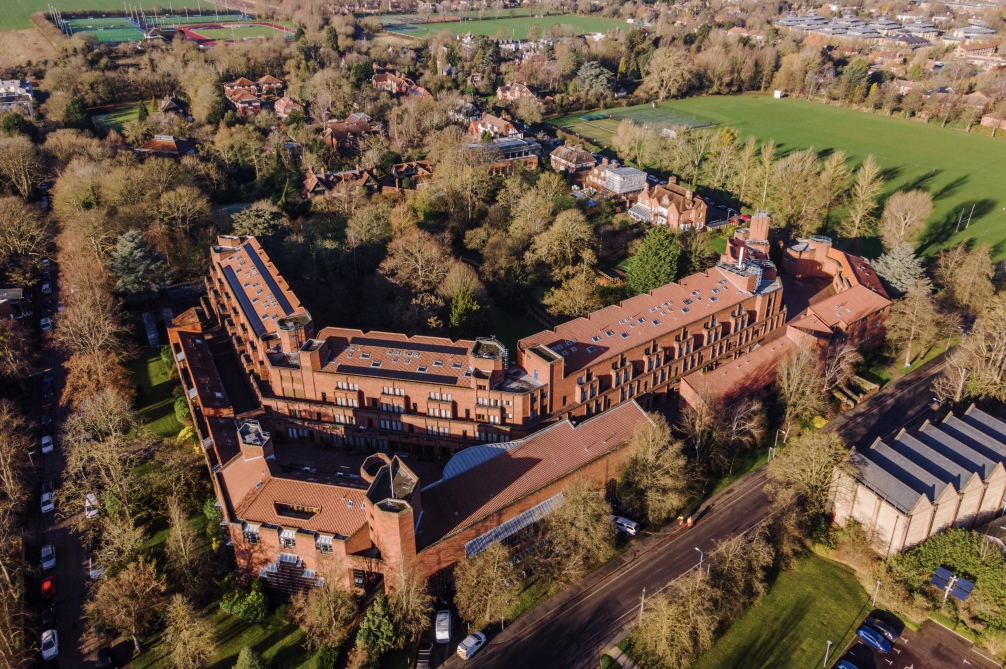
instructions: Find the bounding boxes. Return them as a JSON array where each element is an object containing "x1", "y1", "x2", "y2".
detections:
[
  {"x1": 42, "y1": 369, "x2": 54, "y2": 384},
  {"x1": 40, "y1": 544, "x2": 56, "y2": 571},
  {"x1": 40, "y1": 317, "x2": 52, "y2": 333},
  {"x1": 856, "y1": 625, "x2": 892, "y2": 653},
  {"x1": 609, "y1": 515, "x2": 639, "y2": 535},
  {"x1": 415, "y1": 643, "x2": 432, "y2": 669},
  {"x1": 41, "y1": 607, "x2": 57, "y2": 628},
  {"x1": 41, "y1": 283, "x2": 52, "y2": 295},
  {"x1": 41, "y1": 257, "x2": 51, "y2": 268},
  {"x1": 43, "y1": 382, "x2": 53, "y2": 399},
  {"x1": 834, "y1": 661, "x2": 859, "y2": 669},
  {"x1": 41, "y1": 271, "x2": 51, "y2": 282},
  {"x1": 41, "y1": 629, "x2": 58, "y2": 660},
  {"x1": 456, "y1": 632, "x2": 486, "y2": 660},
  {"x1": 435, "y1": 610, "x2": 451, "y2": 643},
  {"x1": 41, "y1": 576, "x2": 56, "y2": 599},
  {"x1": 89, "y1": 556, "x2": 104, "y2": 580},
  {"x1": 41, "y1": 412, "x2": 52, "y2": 426},
  {"x1": 863, "y1": 616, "x2": 898, "y2": 643},
  {"x1": 95, "y1": 646, "x2": 113, "y2": 668},
  {"x1": 41, "y1": 435, "x2": 53, "y2": 454},
  {"x1": 85, "y1": 493, "x2": 100, "y2": 519},
  {"x1": 41, "y1": 399, "x2": 53, "y2": 412},
  {"x1": 40, "y1": 491, "x2": 55, "y2": 514}
]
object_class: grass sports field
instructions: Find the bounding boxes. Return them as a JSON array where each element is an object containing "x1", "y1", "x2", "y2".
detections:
[
  {"x1": 191, "y1": 22, "x2": 293, "y2": 40},
  {"x1": 0, "y1": 0, "x2": 218, "y2": 31},
  {"x1": 91, "y1": 100, "x2": 155, "y2": 132},
  {"x1": 552, "y1": 94, "x2": 1006, "y2": 259},
  {"x1": 385, "y1": 14, "x2": 628, "y2": 38}
]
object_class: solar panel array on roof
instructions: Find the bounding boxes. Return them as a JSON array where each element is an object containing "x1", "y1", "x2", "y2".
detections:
[{"x1": 223, "y1": 265, "x2": 268, "y2": 339}]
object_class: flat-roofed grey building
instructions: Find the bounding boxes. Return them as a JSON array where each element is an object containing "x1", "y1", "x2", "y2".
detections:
[{"x1": 831, "y1": 405, "x2": 1006, "y2": 555}]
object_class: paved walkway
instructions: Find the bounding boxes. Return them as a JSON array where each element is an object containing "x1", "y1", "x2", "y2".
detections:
[{"x1": 599, "y1": 623, "x2": 640, "y2": 668}]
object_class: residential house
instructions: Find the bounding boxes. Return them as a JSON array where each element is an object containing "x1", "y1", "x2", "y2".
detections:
[
  {"x1": 321, "y1": 118, "x2": 382, "y2": 153},
  {"x1": 388, "y1": 161, "x2": 433, "y2": 190},
  {"x1": 256, "y1": 75, "x2": 284, "y2": 100},
  {"x1": 223, "y1": 77, "x2": 258, "y2": 97},
  {"x1": 0, "y1": 80, "x2": 33, "y2": 117},
  {"x1": 0, "y1": 288, "x2": 31, "y2": 320},
  {"x1": 726, "y1": 26, "x2": 765, "y2": 41},
  {"x1": 226, "y1": 89, "x2": 262, "y2": 116},
  {"x1": 585, "y1": 158, "x2": 647, "y2": 196},
  {"x1": 496, "y1": 82, "x2": 536, "y2": 102},
  {"x1": 467, "y1": 113, "x2": 521, "y2": 140},
  {"x1": 133, "y1": 135, "x2": 197, "y2": 158},
  {"x1": 628, "y1": 179, "x2": 708, "y2": 231},
  {"x1": 302, "y1": 167, "x2": 380, "y2": 199},
  {"x1": 274, "y1": 96, "x2": 303, "y2": 119},
  {"x1": 548, "y1": 143, "x2": 596, "y2": 174},
  {"x1": 470, "y1": 137, "x2": 541, "y2": 175},
  {"x1": 372, "y1": 68, "x2": 431, "y2": 98},
  {"x1": 160, "y1": 96, "x2": 188, "y2": 118}
]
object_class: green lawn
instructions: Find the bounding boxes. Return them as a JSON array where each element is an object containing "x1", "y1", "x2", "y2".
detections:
[
  {"x1": 551, "y1": 94, "x2": 1006, "y2": 259},
  {"x1": 386, "y1": 14, "x2": 627, "y2": 38},
  {"x1": 692, "y1": 553, "x2": 870, "y2": 669},
  {"x1": 132, "y1": 603, "x2": 313, "y2": 669},
  {"x1": 130, "y1": 350, "x2": 184, "y2": 439},
  {"x1": 92, "y1": 100, "x2": 155, "y2": 132},
  {"x1": 193, "y1": 22, "x2": 293, "y2": 40},
  {"x1": 0, "y1": 0, "x2": 218, "y2": 31}
]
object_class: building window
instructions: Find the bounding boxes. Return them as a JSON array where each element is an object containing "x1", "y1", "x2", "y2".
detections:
[
  {"x1": 379, "y1": 419, "x2": 402, "y2": 431},
  {"x1": 280, "y1": 528, "x2": 296, "y2": 549},
  {"x1": 243, "y1": 525, "x2": 260, "y2": 544},
  {"x1": 489, "y1": 415, "x2": 500, "y2": 424},
  {"x1": 337, "y1": 381, "x2": 359, "y2": 391},
  {"x1": 316, "y1": 535, "x2": 333, "y2": 554}
]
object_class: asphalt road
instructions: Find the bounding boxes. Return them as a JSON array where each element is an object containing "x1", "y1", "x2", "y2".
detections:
[
  {"x1": 829, "y1": 354, "x2": 950, "y2": 449},
  {"x1": 447, "y1": 470, "x2": 773, "y2": 669}
]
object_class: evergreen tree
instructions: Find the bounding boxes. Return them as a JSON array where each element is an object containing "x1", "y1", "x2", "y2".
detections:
[
  {"x1": 626, "y1": 228, "x2": 681, "y2": 296},
  {"x1": 872, "y1": 242, "x2": 928, "y2": 296},
  {"x1": 350, "y1": 62, "x2": 374, "y2": 87},
  {"x1": 64, "y1": 95, "x2": 91, "y2": 130},
  {"x1": 449, "y1": 287, "x2": 480, "y2": 331},
  {"x1": 323, "y1": 26, "x2": 339, "y2": 50},
  {"x1": 294, "y1": 24, "x2": 305, "y2": 41},
  {"x1": 137, "y1": 101, "x2": 149, "y2": 122},
  {"x1": 110, "y1": 229, "x2": 174, "y2": 299},
  {"x1": 234, "y1": 646, "x2": 267, "y2": 669},
  {"x1": 316, "y1": 644, "x2": 340, "y2": 669},
  {"x1": 357, "y1": 594, "x2": 395, "y2": 659}
]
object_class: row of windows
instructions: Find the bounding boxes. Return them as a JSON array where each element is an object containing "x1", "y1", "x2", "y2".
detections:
[
  {"x1": 383, "y1": 387, "x2": 405, "y2": 396},
  {"x1": 380, "y1": 402, "x2": 404, "y2": 413},
  {"x1": 336, "y1": 381, "x2": 359, "y2": 391},
  {"x1": 335, "y1": 397, "x2": 359, "y2": 407}
]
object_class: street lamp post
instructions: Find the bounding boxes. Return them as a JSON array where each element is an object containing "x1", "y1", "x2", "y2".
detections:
[
  {"x1": 824, "y1": 640, "x2": 833, "y2": 667},
  {"x1": 873, "y1": 580, "x2": 881, "y2": 607},
  {"x1": 695, "y1": 547, "x2": 703, "y2": 573},
  {"x1": 774, "y1": 428, "x2": 789, "y2": 448}
]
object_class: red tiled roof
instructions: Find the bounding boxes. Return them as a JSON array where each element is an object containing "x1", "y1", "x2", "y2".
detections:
[
  {"x1": 518, "y1": 267, "x2": 763, "y2": 375},
  {"x1": 178, "y1": 331, "x2": 231, "y2": 412},
  {"x1": 227, "y1": 89, "x2": 260, "y2": 103},
  {"x1": 682, "y1": 334, "x2": 796, "y2": 401},
  {"x1": 257, "y1": 74, "x2": 283, "y2": 85},
  {"x1": 416, "y1": 401, "x2": 650, "y2": 549},
  {"x1": 806, "y1": 284, "x2": 891, "y2": 328},
  {"x1": 136, "y1": 135, "x2": 196, "y2": 154},
  {"x1": 215, "y1": 237, "x2": 306, "y2": 338},
  {"x1": 234, "y1": 474, "x2": 369, "y2": 536},
  {"x1": 826, "y1": 248, "x2": 889, "y2": 298},
  {"x1": 228, "y1": 77, "x2": 256, "y2": 87}
]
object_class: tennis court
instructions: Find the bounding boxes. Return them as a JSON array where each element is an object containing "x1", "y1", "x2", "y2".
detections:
[
  {"x1": 188, "y1": 21, "x2": 294, "y2": 41},
  {"x1": 144, "y1": 13, "x2": 244, "y2": 26},
  {"x1": 64, "y1": 17, "x2": 143, "y2": 41}
]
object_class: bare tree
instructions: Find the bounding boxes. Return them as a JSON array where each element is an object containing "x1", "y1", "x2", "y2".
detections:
[
  {"x1": 543, "y1": 265, "x2": 603, "y2": 318},
  {"x1": 619, "y1": 413, "x2": 689, "y2": 522},
  {"x1": 822, "y1": 343, "x2": 863, "y2": 392},
  {"x1": 164, "y1": 594, "x2": 215, "y2": 669},
  {"x1": 86, "y1": 556, "x2": 167, "y2": 653},
  {"x1": 166, "y1": 496, "x2": 210, "y2": 597},
  {"x1": 454, "y1": 542, "x2": 520, "y2": 626},
  {"x1": 879, "y1": 190, "x2": 933, "y2": 251},
  {"x1": 767, "y1": 430, "x2": 849, "y2": 516},
  {"x1": 634, "y1": 573, "x2": 717, "y2": 669},
  {"x1": 544, "y1": 477, "x2": 616, "y2": 584},
  {"x1": 709, "y1": 530, "x2": 774, "y2": 624},
  {"x1": 0, "y1": 197, "x2": 51, "y2": 266},
  {"x1": 777, "y1": 346, "x2": 825, "y2": 430},
  {"x1": 287, "y1": 573, "x2": 358, "y2": 650},
  {"x1": 719, "y1": 398, "x2": 765, "y2": 474},
  {"x1": 159, "y1": 186, "x2": 212, "y2": 236},
  {"x1": 932, "y1": 294, "x2": 1006, "y2": 403},
  {"x1": 641, "y1": 48, "x2": 694, "y2": 101},
  {"x1": 387, "y1": 561, "x2": 434, "y2": 647},
  {"x1": 0, "y1": 137, "x2": 46, "y2": 199},
  {"x1": 940, "y1": 243, "x2": 994, "y2": 313},
  {"x1": 379, "y1": 230, "x2": 454, "y2": 293}
]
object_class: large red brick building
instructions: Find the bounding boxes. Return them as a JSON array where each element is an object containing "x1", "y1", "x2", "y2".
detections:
[{"x1": 168, "y1": 233, "x2": 853, "y2": 593}]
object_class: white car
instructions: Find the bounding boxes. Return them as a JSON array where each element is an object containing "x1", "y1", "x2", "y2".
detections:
[
  {"x1": 40, "y1": 492, "x2": 55, "y2": 514},
  {"x1": 39, "y1": 317, "x2": 52, "y2": 333},
  {"x1": 41, "y1": 435, "x2": 53, "y2": 454},
  {"x1": 609, "y1": 515, "x2": 639, "y2": 536},
  {"x1": 456, "y1": 632, "x2": 486, "y2": 660},
  {"x1": 84, "y1": 493, "x2": 99, "y2": 519},
  {"x1": 435, "y1": 610, "x2": 451, "y2": 643},
  {"x1": 40, "y1": 544, "x2": 56, "y2": 571},
  {"x1": 41, "y1": 283, "x2": 52, "y2": 295},
  {"x1": 89, "y1": 556, "x2": 104, "y2": 581},
  {"x1": 41, "y1": 628, "x2": 58, "y2": 660}
]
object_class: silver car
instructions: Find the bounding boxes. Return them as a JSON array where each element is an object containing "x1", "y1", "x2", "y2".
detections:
[
  {"x1": 40, "y1": 544, "x2": 56, "y2": 571},
  {"x1": 435, "y1": 610, "x2": 451, "y2": 643}
]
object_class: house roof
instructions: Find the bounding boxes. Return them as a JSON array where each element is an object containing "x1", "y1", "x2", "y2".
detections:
[
  {"x1": 257, "y1": 74, "x2": 283, "y2": 85},
  {"x1": 315, "y1": 327, "x2": 480, "y2": 387},
  {"x1": 682, "y1": 334, "x2": 796, "y2": 401},
  {"x1": 227, "y1": 89, "x2": 260, "y2": 104},
  {"x1": 805, "y1": 284, "x2": 890, "y2": 329},
  {"x1": 518, "y1": 266, "x2": 776, "y2": 375},
  {"x1": 136, "y1": 135, "x2": 196, "y2": 154},
  {"x1": 227, "y1": 77, "x2": 256, "y2": 87},
  {"x1": 550, "y1": 144, "x2": 596, "y2": 166},
  {"x1": 415, "y1": 401, "x2": 649, "y2": 549},
  {"x1": 638, "y1": 182, "x2": 706, "y2": 214}
]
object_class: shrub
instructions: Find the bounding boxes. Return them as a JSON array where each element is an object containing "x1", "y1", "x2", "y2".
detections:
[
  {"x1": 174, "y1": 396, "x2": 191, "y2": 423},
  {"x1": 221, "y1": 579, "x2": 269, "y2": 623}
]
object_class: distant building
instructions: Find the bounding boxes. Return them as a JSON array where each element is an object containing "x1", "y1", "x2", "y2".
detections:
[
  {"x1": 321, "y1": 118, "x2": 382, "y2": 153},
  {"x1": 389, "y1": 160, "x2": 433, "y2": 190},
  {"x1": 467, "y1": 113, "x2": 521, "y2": 140},
  {"x1": 0, "y1": 80, "x2": 33, "y2": 117},
  {"x1": 226, "y1": 89, "x2": 262, "y2": 116},
  {"x1": 159, "y1": 96, "x2": 188, "y2": 117},
  {"x1": 548, "y1": 143, "x2": 596, "y2": 174},
  {"x1": 470, "y1": 137, "x2": 541, "y2": 175},
  {"x1": 0, "y1": 288, "x2": 32, "y2": 320},
  {"x1": 372, "y1": 67, "x2": 432, "y2": 99},
  {"x1": 256, "y1": 75, "x2": 284, "y2": 100},
  {"x1": 274, "y1": 96, "x2": 303, "y2": 119},
  {"x1": 628, "y1": 179, "x2": 708, "y2": 231},
  {"x1": 223, "y1": 75, "x2": 284, "y2": 116},
  {"x1": 134, "y1": 135, "x2": 197, "y2": 158},
  {"x1": 302, "y1": 167, "x2": 381, "y2": 199},
  {"x1": 496, "y1": 82, "x2": 536, "y2": 102},
  {"x1": 585, "y1": 158, "x2": 647, "y2": 196}
]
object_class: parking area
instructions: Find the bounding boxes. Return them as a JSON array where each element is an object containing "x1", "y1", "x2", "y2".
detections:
[{"x1": 837, "y1": 617, "x2": 1001, "y2": 669}]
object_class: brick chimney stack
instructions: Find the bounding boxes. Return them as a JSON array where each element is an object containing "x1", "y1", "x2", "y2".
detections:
[{"x1": 750, "y1": 211, "x2": 771, "y2": 243}]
